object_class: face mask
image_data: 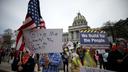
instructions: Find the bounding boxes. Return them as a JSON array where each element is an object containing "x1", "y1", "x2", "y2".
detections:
[{"x1": 79, "y1": 52, "x2": 84, "y2": 60}]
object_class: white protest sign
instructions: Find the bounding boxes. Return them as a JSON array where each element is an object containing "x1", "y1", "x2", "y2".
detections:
[
  {"x1": 23, "y1": 29, "x2": 63, "y2": 53},
  {"x1": 66, "y1": 41, "x2": 74, "y2": 49}
]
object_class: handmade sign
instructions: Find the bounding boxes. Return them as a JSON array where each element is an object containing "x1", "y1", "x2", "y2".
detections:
[{"x1": 23, "y1": 29, "x2": 63, "y2": 53}]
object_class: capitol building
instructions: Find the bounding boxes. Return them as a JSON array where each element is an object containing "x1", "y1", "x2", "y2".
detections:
[{"x1": 63, "y1": 12, "x2": 90, "y2": 43}]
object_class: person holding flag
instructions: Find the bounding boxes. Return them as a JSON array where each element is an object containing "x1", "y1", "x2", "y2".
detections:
[
  {"x1": 15, "y1": 0, "x2": 45, "y2": 72},
  {"x1": 15, "y1": 0, "x2": 62, "y2": 72},
  {"x1": 16, "y1": 0, "x2": 45, "y2": 52}
]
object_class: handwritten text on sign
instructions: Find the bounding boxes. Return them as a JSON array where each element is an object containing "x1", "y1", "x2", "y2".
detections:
[{"x1": 23, "y1": 29, "x2": 63, "y2": 53}]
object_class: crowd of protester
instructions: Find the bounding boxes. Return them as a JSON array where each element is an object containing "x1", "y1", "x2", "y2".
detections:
[{"x1": 0, "y1": 40, "x2": 128, "y2": 72}]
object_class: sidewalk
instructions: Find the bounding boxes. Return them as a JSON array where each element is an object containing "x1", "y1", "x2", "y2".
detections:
[
  {"x1": 0, "y1": 62, "x2": 64, "y2": 72},
  {"x1": 0, "y1": 62, "x2": 11, "y2": 72}
]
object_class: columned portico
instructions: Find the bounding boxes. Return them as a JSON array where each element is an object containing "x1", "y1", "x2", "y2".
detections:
[{"x1": 68, "y1": 12, "x2": 90, "y2": 42}]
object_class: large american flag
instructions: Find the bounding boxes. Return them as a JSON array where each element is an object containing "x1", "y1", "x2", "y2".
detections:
[{"x1": 16, "y1": 0, "x2": 45, "y2": 51}]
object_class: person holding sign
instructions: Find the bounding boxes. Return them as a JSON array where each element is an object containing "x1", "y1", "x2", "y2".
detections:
[
  {"x1": 17, "y1": 51, "x2": 35, "y2": 72},
  {"x1": 40, "y1": 53, "x2": 61, "y2": 72}
]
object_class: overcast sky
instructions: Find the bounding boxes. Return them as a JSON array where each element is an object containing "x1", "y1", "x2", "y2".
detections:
[{"x1": 0, "y1": 0, "x2": 128, "y2": 34}]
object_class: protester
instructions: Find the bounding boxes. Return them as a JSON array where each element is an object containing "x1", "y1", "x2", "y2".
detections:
[
  {"x1": 34, "y1": 53, "x2": 40, "y2": 72},
  {"x1": 11, "y1": 51, "x2": 20, "y2": 71},
  {"x1": 122, "y1": 48, "x2": 128, "y2": 72},
  {"x1": 62, "y1": 47, "x2": 69, "y2": 72},
  {"x1": 98, "y1": 52, "x2": 104, "y2": 69},
  {"x1": 70, "y1": 47, "x2": 96, "y2": 72},
  {"x1": 22, "y1": 51, "x2": 35, "y2": 72},
  {"x1": 102, "y1": 49, "x2": 109, "y2": 69},
  {"x1": 84, "y1": 48, "x2": 96, "y2": 67},
  {"x1": 0, "y1": 48, "x2": 5, "y2": 62},
  {"x1": 0, "y1": 48, "x2": 2, "y2": 64},
  {"x1": 40, "y1": 53, "x2": 61, "y2": 72},
  {"x1": 10, "y1": 48, "x2": 16, "y2": 60},
  {"x1": 94, "y1": 50, "x2": 99, "y2": 67},
  {"x1": 11, "y1": 57, "x2": 19, "y2": 71},
  {"x1": 107, "y1": 41, "x2": 128, "y2": 72},
  {"x1": 70, "y1": 51, "x2": 79, "y2": 72},
  {"x1": 16, "y1": 51, "x2": 35, "y2": 72}
]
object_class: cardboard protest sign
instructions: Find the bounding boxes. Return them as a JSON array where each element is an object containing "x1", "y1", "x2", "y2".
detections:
[{"x1": 23, "y1": 29, "x2": 63, "y2": 53}]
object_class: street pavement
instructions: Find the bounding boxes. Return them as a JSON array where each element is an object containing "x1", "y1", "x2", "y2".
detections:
[
  {"x1": 0, "y1": 62, "x2": 64, "y2": 72},
  {"x1": 0, "y1": 70, "x2": 8, "y2": 72},
  {"x1": 0, "y1": 61, "x2": 114, "y2": 72},
  {"x1": 0, "y1": 62, "x2": 11, "y2": 72}
]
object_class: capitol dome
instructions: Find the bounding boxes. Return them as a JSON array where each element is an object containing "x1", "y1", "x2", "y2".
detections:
[{"x1": 73, "y1": 12, "x2": 87, "y2": 26}]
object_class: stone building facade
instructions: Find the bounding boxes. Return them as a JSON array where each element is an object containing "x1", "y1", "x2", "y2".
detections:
[{"x1": 63, "y1": 12, "x2": 90, "y2": 43}]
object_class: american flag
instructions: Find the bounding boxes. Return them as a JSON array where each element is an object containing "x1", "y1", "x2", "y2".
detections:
[{"x1": 16, "y1": 0, "x2": 45, "y2": 51}]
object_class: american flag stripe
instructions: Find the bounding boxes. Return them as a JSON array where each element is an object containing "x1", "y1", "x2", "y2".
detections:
[
  {"x1": 16, "y1": 38, "x2": 23, "y2": 51},
  {"x1": 16, "y1": 31, "x2": 23, "y2": 50},
  {"x1": 16, "y1": 30, "x2": 22, "y2": 45},
  {"x1": 18, "y1": 16, "x2": 35, "y2": 30},
  {"x1": 16, "y1": 17, "x2": 45, "y2": 50},
  {"x1": 16, "y1": 17, "x2": 36, "y2": 51},
  {"x1": 16, "y1": 0, "x2": 45, "y2": 51},
  {"x1": 19, "y1": 41, "x2": 25, "y2": 51},
  {"x1": 24, "y1": 17, "x2": 33, "y2": 25}
]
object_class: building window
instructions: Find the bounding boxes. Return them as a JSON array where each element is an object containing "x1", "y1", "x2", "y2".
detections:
[
  {"x1": 71, "y1": 32, "x2": 74, "y2": 40},
  {"x1": 76, "y1": 31, "x2": 79, "y2": 39}
]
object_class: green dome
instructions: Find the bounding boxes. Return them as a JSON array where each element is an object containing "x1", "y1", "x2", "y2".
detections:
[{"x1": 73, "y1": 12, "x2": 87, "y2": 26}]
